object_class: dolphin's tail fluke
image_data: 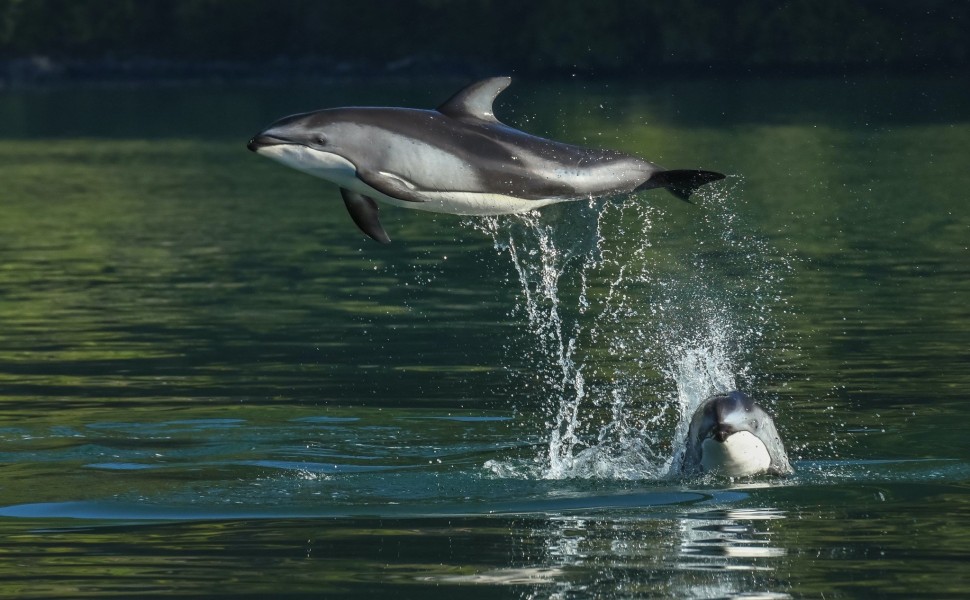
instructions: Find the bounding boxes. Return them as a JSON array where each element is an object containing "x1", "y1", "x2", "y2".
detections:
[{"x1": 640, "y1": 169, "x2": 725, "y2": 202}]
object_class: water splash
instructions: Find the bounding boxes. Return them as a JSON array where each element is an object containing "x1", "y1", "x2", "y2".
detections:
[{"x1": 474, "y1": 180, "x2": 790, "y2": 480}]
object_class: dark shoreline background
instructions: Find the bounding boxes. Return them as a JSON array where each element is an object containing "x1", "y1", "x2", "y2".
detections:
[
  {"x1": 1, "y1": 0, "x2": 967, "y2": 87},
  {"x1": 2, "y1": 56, "x2": 968, "y2": 90}
]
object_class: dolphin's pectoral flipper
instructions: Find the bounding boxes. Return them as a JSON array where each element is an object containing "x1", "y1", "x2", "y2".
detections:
[
  {"x1": 640, "y1": 169, "x2": 726, "y2": 202},
  {"x1": 436, "y1": 76, "x2": 512, "y2": 123},
  {"x1": 340, "y1": 188, "x2": 391, "y2": 244},
  {"x1": 356, "y1": 168, "x2": 428, "y2": 203}
]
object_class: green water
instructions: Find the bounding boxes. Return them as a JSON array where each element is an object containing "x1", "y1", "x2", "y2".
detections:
[{"x1": 0, "y1": 77, "x2": 968, "y2": 598}]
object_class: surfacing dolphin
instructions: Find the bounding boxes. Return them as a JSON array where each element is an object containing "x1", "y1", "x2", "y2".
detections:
[
  {"x1": 680, "y1": 391, "x2": 793, "y2": 478},
  {"x1": 247, "y1": 77, "x2": 725, "y2": 243}
]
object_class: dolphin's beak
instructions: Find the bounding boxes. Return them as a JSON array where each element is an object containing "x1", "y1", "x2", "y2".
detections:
[
  {"x1": 247, "y1": 134, "x2": 288, "y2": 152},
  {"x1": 713, "y1": 425, "x2": 735, "y2": 443}
]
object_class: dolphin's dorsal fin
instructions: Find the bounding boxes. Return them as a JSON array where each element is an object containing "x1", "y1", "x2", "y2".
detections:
[{"x1": 436, "y1": 76, "x2": 511, "y2": 123}]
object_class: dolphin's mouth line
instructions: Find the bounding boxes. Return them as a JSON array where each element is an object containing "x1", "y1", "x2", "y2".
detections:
[
  {"x1": 247, "y1": 136, "x2": 343, "y2": 160},
  {"x1": 709, "y1": 425, "x2": 740, "y2": 443},
  {"x1": 247, "y1": 134, "x2": 293, "y2": 152}
]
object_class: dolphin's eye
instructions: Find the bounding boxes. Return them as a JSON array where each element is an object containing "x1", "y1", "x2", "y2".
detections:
[
  {"x1": 313, "y1": 134, "x2": 327, "y2": 146},
  {"x1": 749, "y1": 419, "x2": 759, "y2": 430}
]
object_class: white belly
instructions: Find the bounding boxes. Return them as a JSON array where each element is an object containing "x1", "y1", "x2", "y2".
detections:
[
  {"x1": 256, "y1": 145, "x2": 569, "y2": 216},
  {"x1": 371, "y1": 189, "x2": 565, "y2": 216}
]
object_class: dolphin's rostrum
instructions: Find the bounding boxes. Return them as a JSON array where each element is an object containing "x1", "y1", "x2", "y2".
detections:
[
  {"x1": 249, "y1": 77, "x2": 725, "y2": 243},
  {"x1": 680, "y1": 391, "x2": 793, "y2": 478}
]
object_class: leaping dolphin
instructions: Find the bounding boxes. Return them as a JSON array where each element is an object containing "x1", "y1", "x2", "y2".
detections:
[
  {"x1": 248, "y1": 77, "x2": 725, "y2": 243},
  {"x1": 680, "y1": 391, "x2": 793, "y2": 478}
]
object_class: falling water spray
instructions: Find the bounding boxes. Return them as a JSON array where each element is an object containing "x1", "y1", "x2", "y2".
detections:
[{"x1": 474, "y1": 180, "x2": 791, "y2": 480}]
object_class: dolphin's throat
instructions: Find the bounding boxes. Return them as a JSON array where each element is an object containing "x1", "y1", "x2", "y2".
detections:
[
  {"x1": 700, "y1": 432, "x2": 772, "y2": 477},
  {"x1": 257, "y1": 145, "x2": 359, "y2": 187}
]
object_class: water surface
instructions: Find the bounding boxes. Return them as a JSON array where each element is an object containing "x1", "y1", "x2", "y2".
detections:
[{"x1": 1, "y1": 76, "x2": 968, "y2": 598}]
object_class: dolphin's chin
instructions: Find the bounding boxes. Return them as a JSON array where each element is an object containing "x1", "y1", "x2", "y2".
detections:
[
  {"x1": 699, "y1": 431, "x2": 772, "y2": 477},
  {"x1": 255, "y1": 145, "x2": 358, "y2": 187}
]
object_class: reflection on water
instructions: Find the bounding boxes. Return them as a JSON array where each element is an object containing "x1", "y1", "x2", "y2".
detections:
[
  {"x1": 3, "y1": 478, "x2": 970, "y2": 599},
  {"x1": 0, "y1": 76, "x2": 969, "y2": 598},
  {"x1": 434, "y1": 504, "x2": 791, "y2": 599},
  {"x1": 677, "y1": 507, "x2": 787, "y2": 568}
]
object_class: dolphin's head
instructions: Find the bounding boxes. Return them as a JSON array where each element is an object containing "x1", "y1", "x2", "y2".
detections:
[
  {"x1": 247, "y1": 110, "x2": 358, "y2": 184},
  {"x1": 681, "y1": 391, "x2": 793, "y2": 478},
  {"x1": 248, "y1": 110, "x2": 337, "y2": 153}
]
